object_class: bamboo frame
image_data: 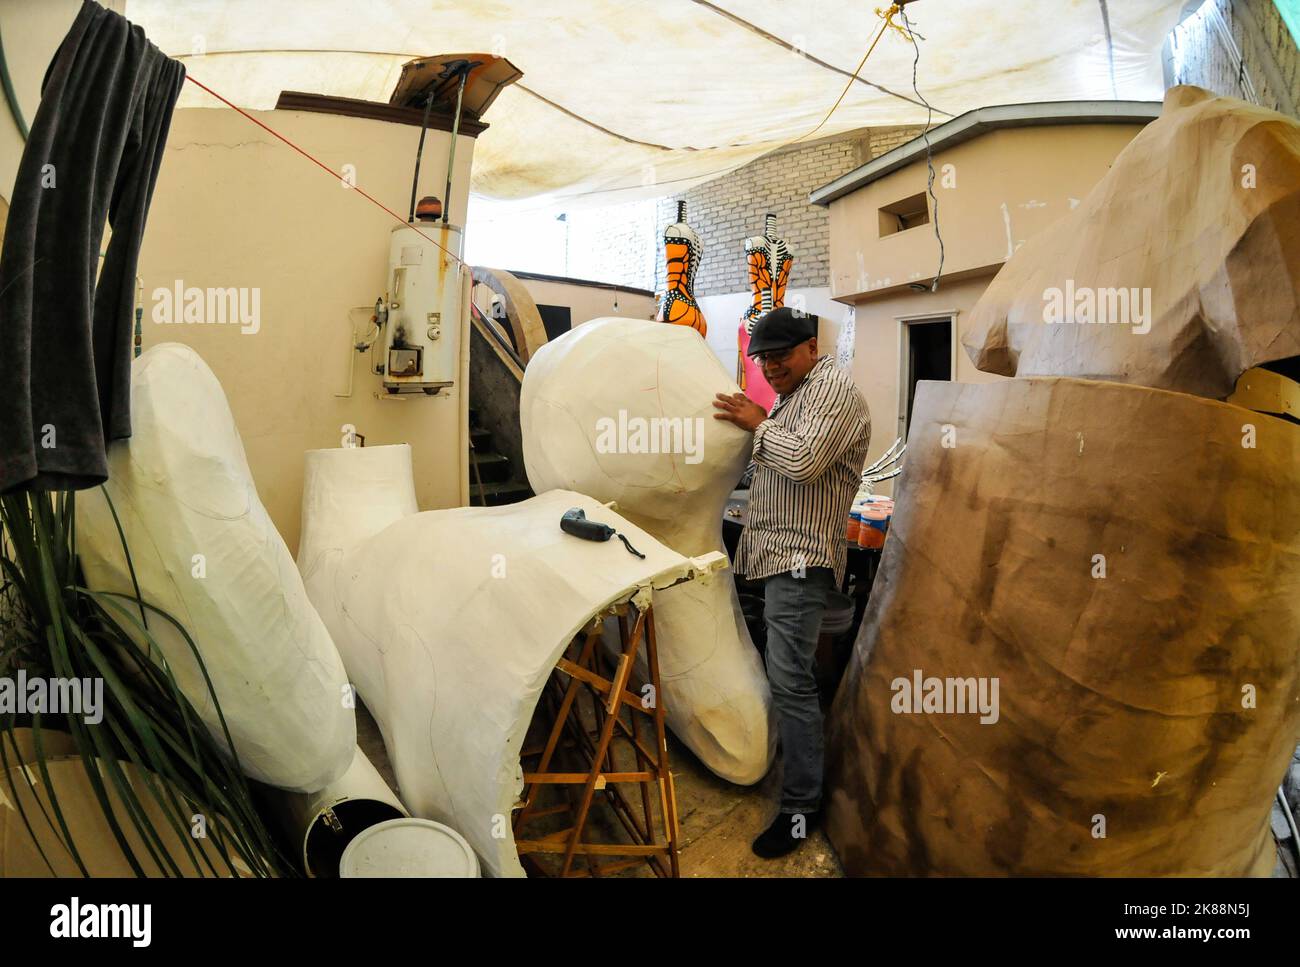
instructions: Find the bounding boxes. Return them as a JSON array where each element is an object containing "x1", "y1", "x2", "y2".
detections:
[{"x1": 513, "y1": 602, "x2": 681, "y2": 877}]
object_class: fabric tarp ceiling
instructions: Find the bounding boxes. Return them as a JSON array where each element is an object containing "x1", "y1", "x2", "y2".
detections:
[{"x1": 123, "y1": 0, "x2": 1187, "y2": 204}]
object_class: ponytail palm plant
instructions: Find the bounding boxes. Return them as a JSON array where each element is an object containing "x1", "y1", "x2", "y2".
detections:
[{"x1": 0, "y1": 487, "x2": 291, "y2": 877}]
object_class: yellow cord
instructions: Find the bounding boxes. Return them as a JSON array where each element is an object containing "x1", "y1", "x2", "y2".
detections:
[
  {"x1": 876, "y1": 4, "x2": 913, "y2": 41},
  {"x1": 471, "y1": 3, "x2": 918, "y2": 209},
  {"x1": 793, "y1": 3, "x2": 906, "y2": 145}
]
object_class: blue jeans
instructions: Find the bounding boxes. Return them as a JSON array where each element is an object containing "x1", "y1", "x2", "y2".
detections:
[{"x1": 763, "y1": 567, "x2": 835, "y2": 814}]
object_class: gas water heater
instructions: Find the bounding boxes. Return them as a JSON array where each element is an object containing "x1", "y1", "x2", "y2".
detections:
[{"x1": 383, "y1": 221, "x2": 464, "y2": 393}]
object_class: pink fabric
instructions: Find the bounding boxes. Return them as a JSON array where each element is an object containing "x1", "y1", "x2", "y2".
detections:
[{"x1": 737, "y1": 324, "x2": 777, "y2": 411}]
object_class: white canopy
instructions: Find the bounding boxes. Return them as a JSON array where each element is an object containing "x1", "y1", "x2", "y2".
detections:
[{"x1": 125, "y1": 0, "x2": 1186, "y2": 203}]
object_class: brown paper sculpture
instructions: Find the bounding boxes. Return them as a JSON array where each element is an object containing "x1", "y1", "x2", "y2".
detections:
[
  {"x1": 962, "y1": 87, "x2": 1300, "y2": 400},
  {"x1": 825, "y1": 376, "x2": 1300, "y2": 875}
]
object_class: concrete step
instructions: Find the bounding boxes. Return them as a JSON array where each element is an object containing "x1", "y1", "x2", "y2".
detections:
[
  {"x1": 472, "y1": 479, "x2": 533, "y2": 506},
  {"x1": 469, "y1": 449, "x2": 511, "y2": 483}
]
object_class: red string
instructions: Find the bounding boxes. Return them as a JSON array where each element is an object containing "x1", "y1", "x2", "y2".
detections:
[{"x1": 183, "y1": 73, "x2": 468, "y2": 267}]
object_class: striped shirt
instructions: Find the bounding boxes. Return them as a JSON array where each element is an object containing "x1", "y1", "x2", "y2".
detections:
[{"x1": 735, "y1": 355, "x2": 871, "y2": 585}]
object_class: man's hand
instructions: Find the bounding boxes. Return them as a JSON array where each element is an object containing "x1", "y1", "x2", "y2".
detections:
[{"x1": 712, "y1": 392, "x2": 768, "y2": 433}]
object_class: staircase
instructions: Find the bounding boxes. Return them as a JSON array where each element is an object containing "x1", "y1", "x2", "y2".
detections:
[
  {"x1": 467, "y1": 410, "x2": 533, "y2": 506},
  {"x1": 466, "y1": 273, "x2": 550, "y2": 507},
  {"x1": 468, "y1": 410, "x2": 532, "y2": 506}
]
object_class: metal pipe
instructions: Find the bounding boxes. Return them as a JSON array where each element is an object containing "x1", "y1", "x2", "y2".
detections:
[
  {"x1": 1280, "y1": 787, "x2": 1300, "y2": 868},
  {"x1": 443, "y1": 67, "x2": 469, "y2": 225},
  {"x1": 407, "y1": 89, "x2": 435, "y2": 222},
  {"x1": 457, "y1": 261, "x2": 473, "y2": 506}
]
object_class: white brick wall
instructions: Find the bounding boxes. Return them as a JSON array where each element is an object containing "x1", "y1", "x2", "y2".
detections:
[
  {"x1": 565, "y1": 198, "x2": 659, "y2": 290},
  {"x1": 653, "y1": 127, "x2": 922, "y2": 297},
  {"x1": 478, "y1": 125, "x2": 925, "y2": 294},
  {"x1": 1168, "y1": 0, "x2": 1299, "y2": 117}
]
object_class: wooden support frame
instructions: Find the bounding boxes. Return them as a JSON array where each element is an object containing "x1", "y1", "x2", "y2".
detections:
[{"x1": 513, "y1": 602, "x2": 681, "y2": 878}]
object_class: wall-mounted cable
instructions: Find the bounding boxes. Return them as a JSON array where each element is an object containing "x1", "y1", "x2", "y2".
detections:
[{"x1": 899, "y1": 5, "x2": 944, "y2": 292}]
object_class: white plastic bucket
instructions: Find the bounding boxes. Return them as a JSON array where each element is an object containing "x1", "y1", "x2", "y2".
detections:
[{"x1": 339, "y1": 818, "x2": 481, "y2": 878}]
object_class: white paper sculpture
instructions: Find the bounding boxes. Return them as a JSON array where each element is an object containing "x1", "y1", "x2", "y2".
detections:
[
  {"x1": 298, "y1": 452, "x2": 721, "y2": 877},
  {"x1": 298, "y1": 443, "x2": 419, "y2": 708},
  {"x1": 76, "y1": 344, "x2": 356, "y2": 793},
  {"x1": 519, "y1": 317, "x2": 775, "y2": 784}
]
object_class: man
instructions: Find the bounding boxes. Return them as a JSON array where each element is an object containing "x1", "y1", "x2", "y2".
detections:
[{"x1": 713, "y1": 306, "x2": 871, "y2": 859}]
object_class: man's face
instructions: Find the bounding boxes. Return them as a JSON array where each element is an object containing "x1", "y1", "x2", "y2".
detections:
[{"x1": 757, "y1": 337, "x2": 818, "y2": 396}]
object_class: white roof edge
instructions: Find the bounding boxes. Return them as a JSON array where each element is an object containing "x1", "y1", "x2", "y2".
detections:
[{"x1": 808, "y1": 100, "x2": 1163, "y2": 206}]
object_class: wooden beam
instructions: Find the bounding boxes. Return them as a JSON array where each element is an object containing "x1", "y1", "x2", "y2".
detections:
[
  {"x1": 515, "y1": 841, "x2": 666, "y2": 857},
  {"x1": 522, "y1": 771, "x2": 654, "y2": 784},
  {"x1": 274, "y1": 91, "x2": 490, "y2": 136}
]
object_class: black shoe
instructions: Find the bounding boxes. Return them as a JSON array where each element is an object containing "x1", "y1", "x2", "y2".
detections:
[{"x1": 751, "y1": 809, "x2": 821, "y2": 859}]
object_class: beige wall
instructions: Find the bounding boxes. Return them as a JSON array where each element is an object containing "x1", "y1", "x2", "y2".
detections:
[
  {"x1": 848, "y1": 273, "x2": 1002, "y2": 493},
  {"x1": 834, "y1": 122, "x2": 1151, "y2": 494},
  {"x1": 0, "y1": 0, "x2": 127, "y2": 203},
  {"x1": 138, "y1": 107, "x2": 475, "y2": 553},
  {"x1": 521, "y1": 278, "x2": 656, "y2": 327},
  {"x1": 828, "y1": 124, "x2": 1148, "y2": 301},
  {"x1": 0, "y1": 2, "x2": 467, "y2": 552}
]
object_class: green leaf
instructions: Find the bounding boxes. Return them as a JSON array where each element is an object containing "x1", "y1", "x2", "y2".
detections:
[{"x1": 0, "y1": 489, "x2": 291, "y2": 878}]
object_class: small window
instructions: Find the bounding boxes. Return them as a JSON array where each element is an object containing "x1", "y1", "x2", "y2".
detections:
[{"x1": 878, "y1": 192, "x2": 930, "y2": 237}]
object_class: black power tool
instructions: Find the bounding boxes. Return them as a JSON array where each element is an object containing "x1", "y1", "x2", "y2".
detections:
[{"x1": 560, "y1": 507, "x2": 646, "y2": 559}]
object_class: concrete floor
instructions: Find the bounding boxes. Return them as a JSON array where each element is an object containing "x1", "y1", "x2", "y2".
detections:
[
  {"x1": 355, "y1": 701, "x2": 1300, "y2": 878},
  {"x1": 355, "y1": 700, "x2": 841, "y2": 878},
  {"x1": 662, "y1": 732, "x2": 842, "y2": 878}
]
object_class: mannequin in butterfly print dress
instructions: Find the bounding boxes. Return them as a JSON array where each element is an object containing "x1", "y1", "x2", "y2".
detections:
[
  {"x1": 737, "y1": 213, "x2": 793, "y2": 411},
  {"x1": 657, "y1": 200, "x2": 707, "y2": 336}
]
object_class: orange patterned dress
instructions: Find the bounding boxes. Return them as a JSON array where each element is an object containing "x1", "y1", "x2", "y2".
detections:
[
  {"x1": 737, "y1": 214, "x2": 793, "y2": 408},
  {"x1": 657, "y1": 200, "x2": 707, "y2": 336}
]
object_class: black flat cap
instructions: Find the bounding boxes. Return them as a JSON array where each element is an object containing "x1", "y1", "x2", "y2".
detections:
[{"x1": 746, "y1": 306, "x2": 818, "y2": 356}]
